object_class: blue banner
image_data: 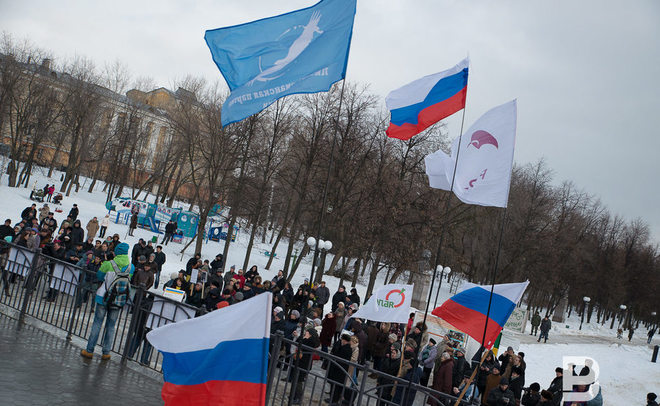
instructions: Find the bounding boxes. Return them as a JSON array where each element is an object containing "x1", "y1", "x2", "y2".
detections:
[{"x1": 204, "y1": 0, "x2": 356, "y2": 126}]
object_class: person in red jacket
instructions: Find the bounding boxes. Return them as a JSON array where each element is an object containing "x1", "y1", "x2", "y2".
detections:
[{"x1": 319, "y1": 312, "x2": 336, "y2": 352}]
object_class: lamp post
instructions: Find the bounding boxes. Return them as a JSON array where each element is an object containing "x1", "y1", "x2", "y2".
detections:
[
  {"x1": 652, "y1": 311, "x2": 657, "y2": 329},
  {"x1": 433, "y1": 265, "x2": 452, "y2": 309},
  {"x1": 580, "y1": 296, "x2": 591, "y2": 330},
  {"x1": 619, "y1": 304, "x2": 627, "y2": 328},
  {"x1": 307, "y1": 237, "x2": 332, "y2": 286}
]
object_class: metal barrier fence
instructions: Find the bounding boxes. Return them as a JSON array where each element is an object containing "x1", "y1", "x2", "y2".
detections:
[{"x1": 0, "y1": 242, "x2": 473, "y2": 406}]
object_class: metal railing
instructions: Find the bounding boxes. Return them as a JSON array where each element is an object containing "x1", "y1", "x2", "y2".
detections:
[{"x1": 1, "y1": 242, "x2": 474, "y2": 406}]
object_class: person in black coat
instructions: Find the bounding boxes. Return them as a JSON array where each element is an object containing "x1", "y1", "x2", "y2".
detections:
[
  {"x1": 521, "y1": 382, "x2": 541, "y2": 406},
  {"x1": 509, "y1": 367, "x2": 524, "y2": 401},
  {"x1": 327, "y1": 334, "x2": 353, "y2": 404},
  {"x1": 69, "y1": 220, "x2": 84, "y2": 246},
  {"x1": 452, "y1": 347, "x2": 471, "y2": 391},
  {"x1": 547, "y1": 367, "x2": 563, "y2": 406},
  {"x1": 348, "y1": 288, "x2": 360, "y2": 307},
  {"x1": 68, "y1": 204, "x2": 79, "y2": 221},
  {"x1": 487, "y1": 378, "x2": 516, "y2": 406},
  {"x1": 210, "y1": 254, "x2": 223, "y2": 272},
  {"x1": 377, "y1": 347, "x2": 401, "y2": 405},
  {"x1": 21, "y1": 204, "x2": 37, "y2": 221},
  {"x1": 291, "y1": 328, "x2": 321, "y2": 403},
  {"x1": 477, "y1": 350, "x2": 500, "y2": 396},
  {"x1": 331, "y1": 286, "x2": 347, "y2": 312},
  {"x1": 186, "y1": 253, "x2": 201, "y2": 273}
]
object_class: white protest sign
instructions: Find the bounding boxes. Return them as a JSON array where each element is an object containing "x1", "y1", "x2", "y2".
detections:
[
  {"x1": 146, "y1": 297, "x2": 196, "y2": 329},
  {"x1": 49, "y1": 263, "x2": 80, "y2": 296}
]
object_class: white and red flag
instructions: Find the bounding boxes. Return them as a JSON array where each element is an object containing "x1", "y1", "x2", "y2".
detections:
[{"x1": 424, "y1": 100, "x2": 517, "y2": 207}]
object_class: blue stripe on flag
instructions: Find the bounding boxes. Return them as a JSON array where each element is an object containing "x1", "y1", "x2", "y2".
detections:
[
  {"x1": 450, "y1": 286, "x2": 516, "y2": 327},
  {"x1": 161, "y1": 337, "x2": 269, "y2": 386}
]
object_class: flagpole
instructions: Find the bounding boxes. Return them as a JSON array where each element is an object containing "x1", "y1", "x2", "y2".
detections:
[
  {"x1": 421, "y1": 80, "x2": 469, "y2": 329},
  {"x1": 480, "y1": 207, "x2": 507, "y2": 347},
  {"x1": 308, "y1": 79, "x2": 346, "y2": 286},
  {"x1": 453, "y1": 208, "x2": 507, "y2": 406}
]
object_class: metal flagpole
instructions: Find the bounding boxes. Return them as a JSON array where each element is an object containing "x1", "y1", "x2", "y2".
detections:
[
  {"x1": 421, "y1": 82, "x2": 469, "y2": 328},
  {"x1": 308, "y1": 79, "x2": 347, "y2": 286},
  {"x1": 453, "y1": 207, "x2": 508, "y2": 406}
]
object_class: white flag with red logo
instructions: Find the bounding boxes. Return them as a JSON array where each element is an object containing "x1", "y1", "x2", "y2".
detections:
[
  {"x1": 350, "y1": 284, "x2": 414, "y2": 323},
  {"x1": 425, "y1": 100, "x2": 517, "y2": 208}
]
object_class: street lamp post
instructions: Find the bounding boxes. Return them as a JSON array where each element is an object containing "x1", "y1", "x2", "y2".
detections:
[
  {"x1": 652, "y1": 311, "x2": 657, "y2": 329},
  {"x1": 307, "y1": 237, "x2": 332, "y2": 286},
  {"x1": 619, "y1": 304, "x2": 627, "y2": 328},
  {"x1": 433, "y1": 265, "x2": 452, "y2": 309},
  {"x1": 580, "y1": 296, "x2": 591, "y2": 330}
]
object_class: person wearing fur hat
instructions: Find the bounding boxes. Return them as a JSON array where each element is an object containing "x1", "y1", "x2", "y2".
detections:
[{"x1": 80, "y1": 242, "x2": 134, "y2": 361}]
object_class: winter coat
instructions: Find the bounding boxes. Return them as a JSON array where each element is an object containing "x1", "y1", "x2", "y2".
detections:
[
  {"x1": 487, "y1": 385, "x2": 516, "y2": 406},
  {"x1": 531, "y1": 313, "x2": 541, "y2": 327},
  {"x1": 68, "y1": 206, "x2": 79, "y2": 221},
  {"x1": 477, "y1": 352, "x2": 500, "y2": 390},
  {"x1": 21, "y1": 206, "x2": 36, "y2": 221},
  {"x1": 296, "y1": 333, "x2": 321, "y2": 380},
  {"x1": 547, "y1": 376, "x2": 562, "y2": 406},
  {"x1": 101, "y1": 216, "x2": 110, "y2": 227},
  {"x1": 540, "y1": 318, "x2": 552, "y2": 333},
  {"x1": 483, "y1": 374, "x2": 502, "y2": 405},
  {"x1": 320, "y1": 316, "x2": 336, "y2": 347},
  {"x1": 70, "y1": 221, "x2": 84, "y2": 245},
  {"x1": 86, "y1": 218, "x2": 99, "y2": 238},
  {"x1": 39, "y1": 206, "x2": 50, "y2": 222},
  {"x1": 331, "y1": 290, "x2": 347, "y2": 311},
  {"x1": 509, "y1": 375, "x2": 524, "y2": 400},
  {"x1": 315, "y1": 285, "x2": 330, "y2": 305},
  {"x1": 186, "y1": 289, "x2": 203, "y2": 308},
  {"x1": 130, "y1": 213, "x2": 138, "y2": 228},
  {"x1": 210, "y1": 258, "x2": 223, "y2": 272},
  {"x1": 419, "y1": 343, "x2": 438, "y2": 369},
  {"x1": 154, "y1": 251, "x2": 166, "y2": 271},
  {"x1": 348, "y1": 292, "x2": 360, "y2": 307},
  {"x1": 373, "y1": 330, "x2": 390, "y2": 358},
  {"x1": 94, "y1": 252, "x2": 134, "y2": 305},
  {"x1": 328, "y1": 341, "x2": 352, "y2": 385},
  {"x1": 164, "y1": 221, "x2": 176, "y2": 234},
  {"x1": 521, "y1": 391, "x2": 541, "y2": 406},
  {"x1": 133, "y1": 268, "x2": 154, "y2": 289},
  {"x1": 334, "y1": 307, "x2": 346, "y2": 331},
  {"x1": 377, "y1": 354, "x2": 400, "y2": 387},
  {"x1": 429, "y1": 358, "x2": 454, "y2": 406},
  {"x1": 452, "y1": 354, "x2": 470, "y2": 389},
  {"x1": 366, "y1": 324, "x2": 379, "y2": 352},
  {"x1": 393, "y1": 361, "x2": 421, "y2": 406}
]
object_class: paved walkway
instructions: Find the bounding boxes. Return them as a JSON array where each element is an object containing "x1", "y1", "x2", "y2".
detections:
[{"x1": 0, "y1": 314, "x2": 163, "y2": 405}]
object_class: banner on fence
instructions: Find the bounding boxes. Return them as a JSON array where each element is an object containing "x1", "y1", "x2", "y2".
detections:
[
  {"x1": 7, "y1": 248, "x2": 30, "y2": 276},
  {"x1": 146, "y1": 297, "x2": 196, "y2": 330},
  {"x1": 49, "y1": 263, "x2": 80, "y2": 296},
  {"x1": 503, "y1": 307, "x2": 528, "y2": 333}
]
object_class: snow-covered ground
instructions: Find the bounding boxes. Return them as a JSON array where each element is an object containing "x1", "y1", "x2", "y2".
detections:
[{"x1": 1, "y1": 164, "x2": 658, "y2": 405}]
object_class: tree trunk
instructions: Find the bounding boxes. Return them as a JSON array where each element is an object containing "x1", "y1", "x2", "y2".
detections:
[
  {"x1": 365, "y1": 252, "x2": 383, "y2": 299},
  {"x1": 194, "y1": 213, "x2": 207, "y2": 256},
  {"x1": 221, "y1": 215, "x2": 237, "y2": 271}
]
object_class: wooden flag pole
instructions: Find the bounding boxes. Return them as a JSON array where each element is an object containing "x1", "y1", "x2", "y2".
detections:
[{"x1": 453, "y1": 349, "x2": 489, "y2": 406}]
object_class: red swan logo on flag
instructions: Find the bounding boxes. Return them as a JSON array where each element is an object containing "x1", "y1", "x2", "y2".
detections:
[{"x1": 468, "y1": 130, "x2": 498, "y2": 149}]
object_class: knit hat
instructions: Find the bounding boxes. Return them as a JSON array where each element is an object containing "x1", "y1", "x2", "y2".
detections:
[
  {"x1": 529, "y1": 383, "x2": 540, "y2": 392},
  {"x1": 114, "y1": 242, "x2": 129, "y2": 256},
  {"x1": 388, "y1": 333, "x2": 397, "y2": 342},
  {"x1": 291, "y1": 310, "x2": 300, "y2": 319},
  {"x1": 234, "y1": 292, "x2": 244, "y2": 302},
  {"x1": 274, "y1": 306, "x2": 283, "y2": 314},
  {"x1": 512, "y1": 366, "x2": 523, "y2": 376},
  {"x1": 313, "y1": 318, "x2": 322, "y2": 327},
  {"x1": 499, "y1": 377, "x2": 509, "y2": 386}
]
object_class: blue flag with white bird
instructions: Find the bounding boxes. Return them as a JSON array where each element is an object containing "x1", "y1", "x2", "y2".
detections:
[{"x1": 204, "y1": 0, "x2": 357, "y2": 126}]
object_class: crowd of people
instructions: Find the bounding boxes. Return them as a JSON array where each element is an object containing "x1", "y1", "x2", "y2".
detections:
[{"x1": 4, "y1": 201, "x2": 652, "y2": 405}]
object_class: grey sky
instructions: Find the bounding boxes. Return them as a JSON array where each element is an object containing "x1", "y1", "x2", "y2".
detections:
[{"x1": 1, "y1": 0, "x2": 659, "y2": 243}]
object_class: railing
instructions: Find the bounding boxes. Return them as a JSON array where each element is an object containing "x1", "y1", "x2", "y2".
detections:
[{"x1": 1, "y1": 242, "x2": 473, "y2": 406}]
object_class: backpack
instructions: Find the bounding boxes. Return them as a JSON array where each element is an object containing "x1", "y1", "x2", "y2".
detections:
[{"x1": 102, "y1": 261, "x2": 132, "y2": 309}]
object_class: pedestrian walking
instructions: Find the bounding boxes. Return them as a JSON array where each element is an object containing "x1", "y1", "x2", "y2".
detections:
[
  {"x1": 538, "y1": 316, "x2": 551, "y2": 343},
  {"x1": 531, "y1": 311, "x2": 541, "y2": 336}
]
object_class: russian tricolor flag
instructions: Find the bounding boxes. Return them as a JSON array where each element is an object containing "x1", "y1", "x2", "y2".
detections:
[
  {"x1": 385, "y1": 58, "x2": 469, "y2": 140},
  {"x1": 147, "y1": 292, "x2": 272, "y2": 405},
  {"x1": 432, "y1": 281, "x2": 528, "y2": 348}
]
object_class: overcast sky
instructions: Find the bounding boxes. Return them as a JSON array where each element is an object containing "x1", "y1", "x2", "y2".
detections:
[{"x1": 1, "y1": 0, "x2": 659, "y2": 244}]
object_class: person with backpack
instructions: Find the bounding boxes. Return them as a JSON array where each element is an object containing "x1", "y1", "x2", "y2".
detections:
[{"x1": 80, "y1": 242, "x2": 134, "y2": 360}]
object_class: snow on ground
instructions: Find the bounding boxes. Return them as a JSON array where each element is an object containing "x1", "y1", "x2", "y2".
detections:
[{"x1": 2, "y1": 165, "x2": 658, "y2": 404}]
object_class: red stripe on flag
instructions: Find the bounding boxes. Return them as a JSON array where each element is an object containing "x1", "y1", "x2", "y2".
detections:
[
  {"x1": 386, "y1": 86, "x2": 467, "y2": 141},
  {"x1": 162, "y1": 380, "x2": 266, "y2": 406},
  {"x1": 432, "y1": 299, "x2": 503, "y2": 349}
]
